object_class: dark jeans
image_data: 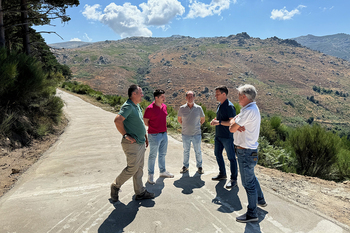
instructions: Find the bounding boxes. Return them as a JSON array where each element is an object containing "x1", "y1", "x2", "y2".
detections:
[{"x1": 214, "y1": 136, "x2": 238, "y2": 180}]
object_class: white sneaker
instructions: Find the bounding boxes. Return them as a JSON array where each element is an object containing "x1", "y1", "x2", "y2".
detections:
[
  {"x1": 148, "y1": 174, "x2": 155, "y2": 184},
  {"x1": 159, "y1": 171, "x2": 174, "y2": 178}
]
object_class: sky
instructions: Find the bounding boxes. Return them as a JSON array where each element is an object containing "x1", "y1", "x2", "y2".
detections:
[{"x1": 34, "y1": 0, "x2": 350, "y2": 45}]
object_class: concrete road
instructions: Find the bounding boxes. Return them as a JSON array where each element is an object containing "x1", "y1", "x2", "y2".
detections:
[{"x1": 0, "y1": 89, "x2": 348, "y2": 233}]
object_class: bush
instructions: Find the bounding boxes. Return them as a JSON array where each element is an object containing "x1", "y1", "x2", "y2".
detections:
[
  {"x1": 258, "y1": 137, "x2": 296, "y2": 173},
  {"x1": 334, "y1": 149, "x2": 350, "y2": 180},
  {"x1": 0, "y1": 49, "x2": 64, "y2": 145},
  {"x1": 288, "y1": 123, "x2": 340, "y2": 179}
]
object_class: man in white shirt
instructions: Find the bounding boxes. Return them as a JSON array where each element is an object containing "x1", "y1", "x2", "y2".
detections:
[{"x1": 229, "y1": 84, "x2": 267, "y2": 223}]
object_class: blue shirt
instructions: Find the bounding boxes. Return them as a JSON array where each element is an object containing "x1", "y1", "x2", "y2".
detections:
[{"x1": 216, "y1": 99, "x2": 236, "y2": 138}]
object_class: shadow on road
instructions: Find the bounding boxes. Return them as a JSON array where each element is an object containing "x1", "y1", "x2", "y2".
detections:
[
  {"x1": 98, "y1": 179, "x2": 166, "y2": 233},
  {"x1": 173, "y1": 172, "x2": 205, "y2": 194},
  {"x1": 244, "y1": 208, "x2": 269, "y2": 233},
  {"x1": 98, "y1": 199, "x2": 155, "y2": 233},
  {"x1": 145, "y1": 177, "x2": 165, "y2": 197},
  {"x1": 212, "y1": 180, "x2": 242, "y2": 213}
]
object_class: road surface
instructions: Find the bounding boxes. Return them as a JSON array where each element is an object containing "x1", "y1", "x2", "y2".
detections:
[{"x1": 0, "y1": 89, "x2": 348, "y2": 233}]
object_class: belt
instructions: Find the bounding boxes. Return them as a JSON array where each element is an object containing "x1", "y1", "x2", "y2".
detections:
[{"x1": 235, "y1": 146, "x2": 247, "y2": 150}]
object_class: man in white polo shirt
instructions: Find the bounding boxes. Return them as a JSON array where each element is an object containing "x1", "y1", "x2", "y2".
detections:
[
  {"x1": 229, "y1": 84, "x2": 267, "y2": 223},
  {"x1": 178, "y1": 91, "x2": 205, "y2": 174}
]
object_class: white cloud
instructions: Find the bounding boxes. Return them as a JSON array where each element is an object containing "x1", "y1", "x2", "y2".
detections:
[
  {"x1": 270, "y1": 5, "x2": 306, "y2": 20},
  {"x1": 140, "y1": 0, "x2": 185, "y2": 25},
  {"x1": 320, "y1": 6, "x2": 334, "y2": 12},
  {"x1": 82, "y1": 0, "x2": 185, "y2": 38},
  {"x1": 186, "y1": 0, "x2": 235, "y2": 19},
  {"x1": 82, "y1": 4, "x2": 102, "y2": 20},
  {"x1": 84, "y1": 33, "x2": 92, "y2": 42},
  {"x1": 70, "y1": 38, "x2": 82, "y2": 41}
]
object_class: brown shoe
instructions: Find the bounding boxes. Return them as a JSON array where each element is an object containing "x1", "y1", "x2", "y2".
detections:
[{"x1": 110, "y1": 184, "x2": 120, "y2": 202}]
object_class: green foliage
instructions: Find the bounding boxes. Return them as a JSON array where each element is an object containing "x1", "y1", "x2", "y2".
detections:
[
  {"x1": 0, "y1": 49, "x2": 64, "y2": 145},
  {"x1": 258, "y1": 137, "x2": 296, "y2": 173},
  {"x1": 288, "y1": 123, "x2": 340, "y2": 179},
  {"x1": 61, "y1": 81, "x2": 128, "y2": 109},
  {"x1": 233, "y1": 102, "x2": 241, "y2": 114},
  {"x1": 260, "y1": 116, "x2": 289, "y2": 146},
  {"x1": 335, "y1": 149, "x2": 350, "y2": 180}
]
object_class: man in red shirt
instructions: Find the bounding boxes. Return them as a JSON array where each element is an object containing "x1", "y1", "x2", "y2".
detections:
[{"x1": 144, "y1": 89, "x2": 174, "y2": 184}]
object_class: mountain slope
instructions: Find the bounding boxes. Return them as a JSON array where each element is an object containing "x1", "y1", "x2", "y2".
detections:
[
  {"x1": 293, "y1": 33, "x2": 350, "y2": 61},
  {"x1": 52, "y1": 33, "x2": 350, "y2": 130}
]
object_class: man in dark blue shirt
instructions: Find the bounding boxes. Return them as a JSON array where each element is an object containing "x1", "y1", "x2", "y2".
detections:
[{"x1": 210, "y1": 85, "x2": 238, "y2": 188}]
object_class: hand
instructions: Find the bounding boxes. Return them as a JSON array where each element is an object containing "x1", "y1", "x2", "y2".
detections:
[
  {"x1": 210, "y1": 118, "x2": 218, "y2": 126},
  {"x1": 145, "y1": 137, "x2": 149, "y2": 148},
  {"x1": 126, "y1": 135, "x2": 136, "y2": 143},
  {"x1": 237, "y1": 126, "x2": 246, "y2": 132}
]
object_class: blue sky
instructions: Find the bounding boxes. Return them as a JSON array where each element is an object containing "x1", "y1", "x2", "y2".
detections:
[{"x1": 34, "y1": 0, "x2": 350, "y2": 44}]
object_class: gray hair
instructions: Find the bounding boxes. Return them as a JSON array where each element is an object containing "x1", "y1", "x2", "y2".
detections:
[
  {"x1": 236, "y1": 84, "x2": 257, "y2": 101},
  {"x1": 186, "y1": 91, "x2": 195, "y2": 97}
]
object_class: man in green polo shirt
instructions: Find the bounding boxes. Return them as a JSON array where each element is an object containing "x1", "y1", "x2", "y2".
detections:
[{"x1": 110, "y1": 85, "x2": 155, "y2": 202}]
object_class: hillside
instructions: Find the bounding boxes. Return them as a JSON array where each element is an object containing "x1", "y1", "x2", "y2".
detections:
[
  {"x1": 51, "y1": 33, "x2": 350, "y2": 131},
  {"x1": 49, "y1": 41, "x2": 92, "y2": 49},
  {"x1": 293, "y1": 33, "x2": 350, "y2": 61}
]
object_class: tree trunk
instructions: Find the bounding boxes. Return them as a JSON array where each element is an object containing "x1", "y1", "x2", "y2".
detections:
[
  {"x1": 21, "y1": 0, "x2": 30, "y2": 55},
  {"x1": 0, "y1": 0, "x2": 5, "y2": 48}
]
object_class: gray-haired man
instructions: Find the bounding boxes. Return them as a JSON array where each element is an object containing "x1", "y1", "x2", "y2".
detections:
[{"x1": 229, "y1": 84, "x2": 266, "y2": 223}]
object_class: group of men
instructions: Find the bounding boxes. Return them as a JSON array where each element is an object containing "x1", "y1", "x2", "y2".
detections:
[{"x1": 110, "y1": 84, "x2": 266, "y2": 223}]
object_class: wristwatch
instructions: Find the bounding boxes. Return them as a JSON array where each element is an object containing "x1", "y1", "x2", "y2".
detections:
[
  {"x1": 219, "y1": 120, "x2": 222, "y2": 125},
  {"x1": 123, "y1": 134, "x2": 128, "y2": 139}
]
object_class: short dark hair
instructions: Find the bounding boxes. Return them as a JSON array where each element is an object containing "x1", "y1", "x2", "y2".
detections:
[
  {"x1": 215, "y1": 85, "x2": 228, "y2": 95},
  {"x1": 154, "y1": 89, "x2": 165, "y2": 98},
  {"x1": 128, "y1": 85, "x2": 140, "y2": 98}
]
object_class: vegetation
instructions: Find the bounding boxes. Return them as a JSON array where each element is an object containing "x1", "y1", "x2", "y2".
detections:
[
  {"x1": 0, "y1": 49, "x2": 64, "y2": 146},
  {"x1": 0, "y1": 0, "x2": 79, "y2": 147},
  {"x1": 1, "y1": 0, "x2": 79, "y2": 54}
]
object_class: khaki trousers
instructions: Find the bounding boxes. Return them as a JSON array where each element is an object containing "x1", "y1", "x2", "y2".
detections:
[{"x1": 114, "y1": 138, "x2": 146, "y2": 195}]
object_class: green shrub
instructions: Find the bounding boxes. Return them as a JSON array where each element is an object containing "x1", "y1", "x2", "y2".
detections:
[
  {"x1": 258, "y1": 137, "x2": 296, "y2": 173},
  {"x1": 288, "y1": 123, "x2": 340, "y2": 179},
  {"x1": 0, "y1": 49, "x2": 64, "y2": 145},
  {"x1": 335, "y1": 149, "x2": 350, "y2": 180}
]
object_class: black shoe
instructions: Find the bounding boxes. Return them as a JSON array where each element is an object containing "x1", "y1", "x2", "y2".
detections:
[
  {"x1": 180, "y1": 166, "x2": 189, "y2": 173},
  {"x1": 110, "y1": 184, "x2": 120, "y2": 202},
  {"x1": 197, "y1": 167, "x2": 204, "y2": 174},
  {"x1": 258, "y1": 201, "x2": 267, "y2": 207},
  {"x1": 226, "y1": 179, "x2": 237, "y2": 189},
  {"x1": 135, "y1": 190, "x2": 155, "y2": 200},
  {"x1": 212, "y1": 174, "x2": 227, "y2": 181},
  {"x1": 236, "y1": 213, "x2": 258, "y2": 223}
]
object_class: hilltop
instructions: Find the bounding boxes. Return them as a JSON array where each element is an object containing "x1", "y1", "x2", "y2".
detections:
[
  {"x1": 51, "y1": 33, "x2": 350, "y2": 131},
  {"x1": 294, "y1": 33, "x2": 350, "y2": 61}
]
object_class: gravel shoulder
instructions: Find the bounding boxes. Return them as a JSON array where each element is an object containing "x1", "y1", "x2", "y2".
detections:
[{"x1": 1, "y1": 90, "x2": 349, "y2": 229}]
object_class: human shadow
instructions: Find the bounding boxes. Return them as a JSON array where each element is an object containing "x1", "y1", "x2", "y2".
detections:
[
  {"x1": 145, "y1": 177, "x2": 165, "y2": 197},
  {"x1": 243, "y1": 208, "x2": 269, "y2": 233},
  {"x1": 173, "y1": 172, "x2": 205, "y2": 194},
  {"x1": 212, "y1": 180, "x2": 242, "y2": 213},
  {"x1": 98, "y1": 179, "x2": 164, "y2": 233},
  {"x1": 98, "y1": 199, "x2": 155, "y2": 233}
]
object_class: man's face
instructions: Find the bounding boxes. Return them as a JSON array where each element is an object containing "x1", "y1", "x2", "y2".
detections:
[
  {"x1": 186, "y1": 92, "x2": 195, "y2": 104},
  {"x1": 134, "y1": 87, "x2": 144, "y2": 103},
  {"x1": 215, "y1": 90, "x2": 224, "y2": 102},
  {"x1": 238, "y1": 93, "x2": 246, "y2": 106},
  {"x1": 156, "y1": 94, "x2": 166, "y2": 103}
]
